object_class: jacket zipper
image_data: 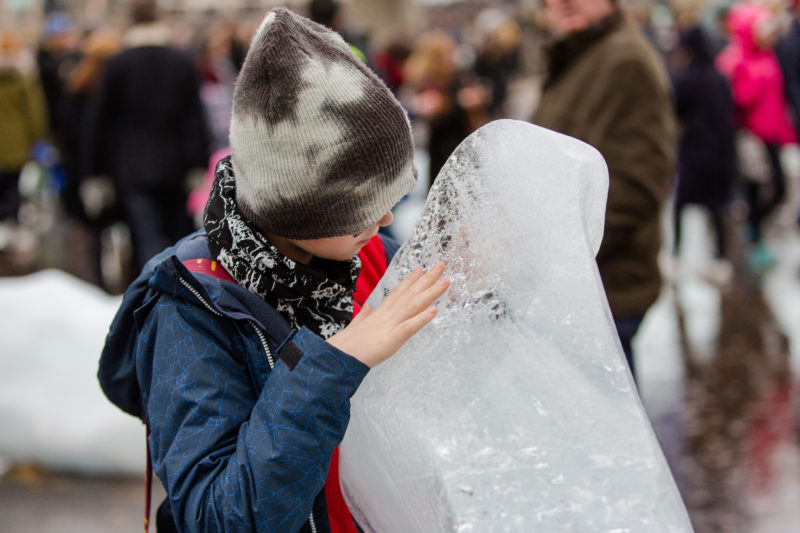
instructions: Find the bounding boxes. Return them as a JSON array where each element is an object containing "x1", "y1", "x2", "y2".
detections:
[
  {"x1": 178, "y1": 276, "x2": 223, "y2": 317},
  {"x1": 248, "y1": 320, "x2": 275, "y2": 370},
  {"x1": 178, "y1": 274, "x2": 316, "y2": 532},
  {"x1": 248, "y1": 324, "x2": 316, "y2": 532},
  {"x1": 177, "y1": 275, "x2": 276, "y2": 370}
]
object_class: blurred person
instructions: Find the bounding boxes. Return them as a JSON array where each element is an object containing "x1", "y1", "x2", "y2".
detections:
[
  {"x1": 472, "y1": 7, "x2": 522, "y2": 118},
  {"x1": 0, "y1": 31, "x2": 48, "y2": 249},
  {"x1": 404, "y1": 30, "x2": 491, "y2": 188},
  {"x1": 532, "y1": 0, "x2": 676, "y2": 380},
  {"x1": 671, "y1": 25, "x2": 737, "y2": 285},
  {"x1": 308, "y1": 0, "x2": 370, "y2": 61},
  {"x1": 777, "y1": 0, "x2": 800, "y2": 136},
  {"x1": 231, "y1": 17, "x2": 259, "y2": 70},
  {"x1": 84, "y1": 0, "x2": 209, "y2": 274},
  {"x1": 197, "y1": 21, "x2": 237, "y2": 152},
  {"x1": 371, "y1": 38, "x2": 411, "y2": 95},
  {"x1": 61, "y1": 28, "x2": 123, "y2": 289},
  {"x1": 97, "y1": 8, "x2": 447, "y2": 532},
  {"x1": 717, "y1": 1, "x2": 796, "y2": 272},
  {"x1": 36, "y1": 12, "x2": 80, "y2": 144},
  {"x1": 776, "y1": 0, "x2": 800, "y2": 226},
  {"x1": 35, "y1": 12, "x2": 80, "y2": 214}
]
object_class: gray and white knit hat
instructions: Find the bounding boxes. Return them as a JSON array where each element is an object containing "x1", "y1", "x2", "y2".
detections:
[{"x1": 229, "y1": 7, "x2": 417, "y2": 239}]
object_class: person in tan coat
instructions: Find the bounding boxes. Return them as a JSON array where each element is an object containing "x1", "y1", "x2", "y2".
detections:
[{"x1": 532, "y1": 0, "x2": 676, "y2": 380}]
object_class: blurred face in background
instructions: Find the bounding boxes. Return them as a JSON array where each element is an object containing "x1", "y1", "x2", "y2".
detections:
[{"x1": 544, "y1": 0, "x2": 617, "y2": 36}]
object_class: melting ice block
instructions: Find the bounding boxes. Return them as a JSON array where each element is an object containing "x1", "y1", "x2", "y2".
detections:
[{"x1": 339, "y1": 120, "x2": 692, "y2": 532}]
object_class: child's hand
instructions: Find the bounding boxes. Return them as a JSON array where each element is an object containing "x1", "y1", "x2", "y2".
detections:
[{"x1": 328, "y1": 261, "x2": 449, "y2": 368}]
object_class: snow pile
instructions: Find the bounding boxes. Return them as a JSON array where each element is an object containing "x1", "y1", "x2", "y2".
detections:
[
  {"x1": 339, "y1": 120, "x2": 692, "y2": 532},
  {"x1": 0, "y1": 269, "x2": 144, "y2": 476}
]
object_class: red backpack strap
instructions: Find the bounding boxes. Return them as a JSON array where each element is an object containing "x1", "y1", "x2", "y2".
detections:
[
  {"x1": 144, "y1": 417, "x2": 152, "y2": 533},
  {"x1": 181, "y1": 258, "x2": 236, "y2": 283},
  {"x1": 325, "y1": 234, "x2": 388, "y2": 533}
]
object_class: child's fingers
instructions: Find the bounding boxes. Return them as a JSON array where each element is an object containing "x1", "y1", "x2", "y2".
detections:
[
  {"x1": 391, "y1": 262, "x2": 446, "y2": 306},
  {"x1": 414, "y1": 261, "x2": 446, "y2": 293},
  {"x1": 395, "y1": 305, "x2": 439, "y2": 341},
  {"x1": 390, "y1": 276, "x2": 448, "y2": 326},
  {"x1": 382, "y1": 267, "x2": 423, "y2": 305},
  {"x1": 416, "y1": 277, "x2": 449, "y2": 308}
]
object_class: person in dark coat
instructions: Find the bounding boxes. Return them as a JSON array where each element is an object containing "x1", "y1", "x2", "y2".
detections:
[
  {"x1": 60, "y1": 29, "x2": 123, "y2": 290},
  {"x1": 671, "y1": 26, "x2": 736, "y2": 271},
  {"x1": 776, "y1": 0, "x2": 800, "y2": 226},
  {"x1": 98, "y1": 9, "x2": 448, "y2": 532},
  {"x1": 777, "y1": 0, "x2": 800, "y2": 140},
  {"x1": 532, "y1": 0, "x2": 676, "y2": 380},
  {"x1": 85, "y1": 0, "x2": 209, "y2": 272},
  {"x1": 36, "y1": 12, "x2": 80, "y2": 148}
]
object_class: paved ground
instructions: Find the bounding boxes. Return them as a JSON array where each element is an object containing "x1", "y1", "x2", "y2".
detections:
[{"x1": 0, "y1": 465, "x2": 165, "y2": 533}]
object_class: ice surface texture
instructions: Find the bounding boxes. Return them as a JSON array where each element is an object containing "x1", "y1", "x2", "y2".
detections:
[{"x1": 339, "y1": 120, "x2": 692, "y2": 532}]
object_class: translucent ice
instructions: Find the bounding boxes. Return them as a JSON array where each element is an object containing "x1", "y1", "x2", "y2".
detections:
[{"x1": 339, "y1": 120, "x2": 692, "y2": 532}]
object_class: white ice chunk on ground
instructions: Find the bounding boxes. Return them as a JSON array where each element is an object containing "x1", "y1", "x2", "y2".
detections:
[
  {"x1": 339, "y1": 120, "x2": 692, "y2": 532},
  {"x1": 0, "y1": 269, "x2": 145, "y2": 476}
]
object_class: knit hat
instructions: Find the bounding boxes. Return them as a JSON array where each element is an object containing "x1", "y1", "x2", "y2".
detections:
[{"x1": 229, "y1": 7, "x2": 417, "y2": 239}]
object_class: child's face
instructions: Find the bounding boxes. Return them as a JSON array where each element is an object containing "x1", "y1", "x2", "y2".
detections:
[{"x1": 270, "y1": 212, "x2": 394, "y2": 264}]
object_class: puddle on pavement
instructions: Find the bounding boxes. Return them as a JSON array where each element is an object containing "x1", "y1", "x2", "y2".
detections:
[{"x1": 651, "y1": 227, "x2": 800, "y2": 533}]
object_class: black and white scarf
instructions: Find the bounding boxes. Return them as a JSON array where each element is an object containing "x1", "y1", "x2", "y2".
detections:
[{"x1": 204, "y1": 156, "x2": 359, "y2": 339}]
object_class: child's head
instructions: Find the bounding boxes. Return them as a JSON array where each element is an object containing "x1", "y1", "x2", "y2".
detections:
[{"x1": 229, "y1": 7, "x2": 416, "y2": 259}]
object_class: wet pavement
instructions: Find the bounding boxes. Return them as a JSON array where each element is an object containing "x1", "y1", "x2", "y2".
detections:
[
  {"x1": 637, "y1": 208, "x2": 800, "y2": 533},
  {"x1": 1, "y1": 198, "x2": 800, "y2": 531},
  {"x1": 0, "y1": 465, "x2": 165, "y2": 533}
]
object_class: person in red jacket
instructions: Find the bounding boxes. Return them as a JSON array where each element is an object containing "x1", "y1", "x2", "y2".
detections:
[{"x1": 717, "y1": 2, "x2": 797, "y2": 270}]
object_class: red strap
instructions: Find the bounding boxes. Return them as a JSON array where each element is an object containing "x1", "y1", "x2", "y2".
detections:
[
  {"x1": 325, "y1": 234, "x2": 387, "y2": 533},
  {"x1": 145, "y1": 418, "x2": 152, "y2": 533},
  {"x1": 181, "y1": 258, "x2": 236, "y2": 283}
]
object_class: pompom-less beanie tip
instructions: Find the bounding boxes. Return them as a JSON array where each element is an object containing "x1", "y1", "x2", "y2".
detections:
[{"x1": 229, "y1": 7, "x2": 417, "y2": 239}]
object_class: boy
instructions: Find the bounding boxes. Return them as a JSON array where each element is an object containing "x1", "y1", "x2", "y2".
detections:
[{"x1": 98, "y1": 8, "x2": 448, "y2": 532}]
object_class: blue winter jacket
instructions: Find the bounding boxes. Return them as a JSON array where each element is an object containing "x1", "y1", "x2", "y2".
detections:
[{"x1": 98, "y1": 230, "x2": 399, "y2": 532}]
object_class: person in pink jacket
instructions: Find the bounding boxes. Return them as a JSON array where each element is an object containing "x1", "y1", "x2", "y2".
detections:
[{"x1": 716, "y1": 2, "x2": 796, "y2": 269}]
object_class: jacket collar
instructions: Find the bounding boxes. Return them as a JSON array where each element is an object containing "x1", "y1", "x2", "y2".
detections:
[
  {"x1": 98, "y1": 231, "x2": 293, "y2": 419},
  {"x1": 544, "y1": 9, "x2": 624, "y2": 88}
]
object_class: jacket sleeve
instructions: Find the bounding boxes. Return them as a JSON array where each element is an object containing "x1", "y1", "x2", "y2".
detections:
[
  {"x1": 139, "y1": 297, "x2": 369, "y2": 532},
  {"x1": 588, "y1": 57, "x2": 675, "y2": 262}
]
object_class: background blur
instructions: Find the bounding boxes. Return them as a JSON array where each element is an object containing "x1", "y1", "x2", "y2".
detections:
[{"x1": 1, "y1": 0, "x2": 799, "y2": 531}]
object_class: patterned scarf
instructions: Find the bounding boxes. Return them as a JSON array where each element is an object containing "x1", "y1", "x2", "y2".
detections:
[{"x1": 204, "y1": 156, "x2": 359, "y2": 339}]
